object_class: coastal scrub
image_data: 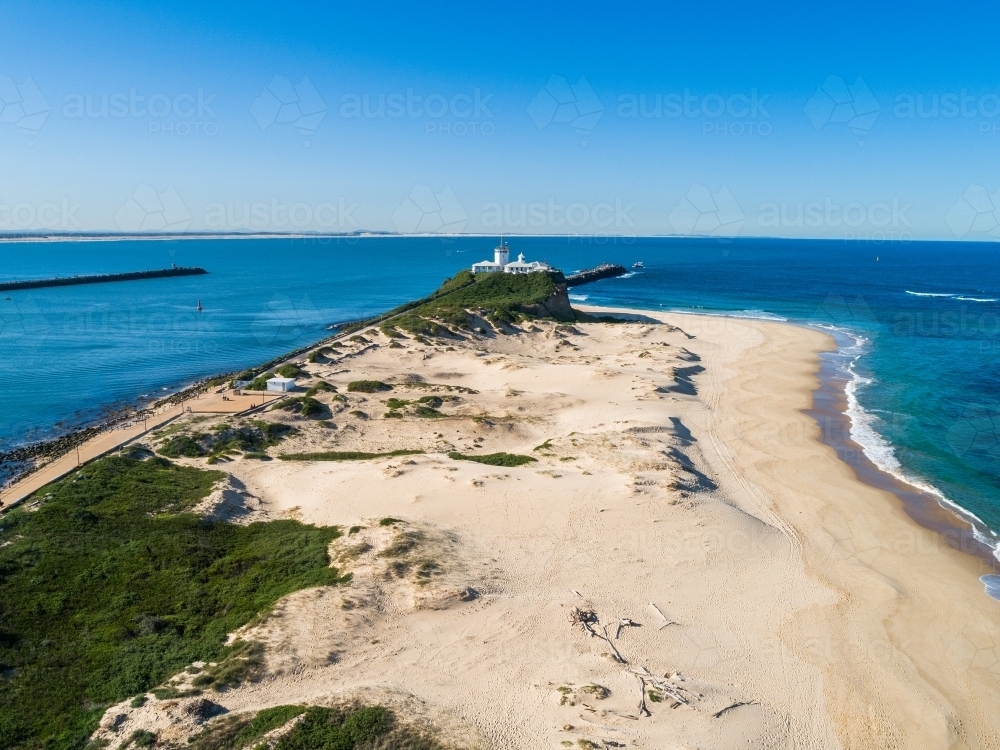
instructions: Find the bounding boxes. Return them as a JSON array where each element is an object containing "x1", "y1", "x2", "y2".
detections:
[
  {"x1": 448, "y1": 451, "x2": 537, "y2": 467},
  {"x1": 0, "y1": 454, "x2": 344, "y2": 750}
]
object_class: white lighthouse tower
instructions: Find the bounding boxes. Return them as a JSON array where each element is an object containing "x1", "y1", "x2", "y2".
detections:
[
  {"x1": 471, "y1": 238, "x2": 552, "y2": 274},
  {"x1": 494, "y1": 239, "x2": 510, "y2": 267}
]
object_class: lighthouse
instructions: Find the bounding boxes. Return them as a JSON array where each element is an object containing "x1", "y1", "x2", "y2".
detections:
[
  {"x1": 471, "y1": 239, "x2": 553, "y2": 274},
  {"x1": 494, "y1": 239, "x2": 509, "y2": 267}
]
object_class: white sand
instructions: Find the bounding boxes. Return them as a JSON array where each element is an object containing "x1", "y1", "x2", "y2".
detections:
[{"x1": 95, "y1": 309, "x2": 1000, "y2": 749}]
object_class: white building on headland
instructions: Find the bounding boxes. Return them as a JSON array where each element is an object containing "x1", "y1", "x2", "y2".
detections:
[{"x1": 471, "y1": 241, "x2": 552, "y2": 274}]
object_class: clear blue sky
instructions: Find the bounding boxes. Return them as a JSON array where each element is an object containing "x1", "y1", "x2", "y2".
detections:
[{"x1": 1, "y1": 0, "x2": 999, "y2": 240}]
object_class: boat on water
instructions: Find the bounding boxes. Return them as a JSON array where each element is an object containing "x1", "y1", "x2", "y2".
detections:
[
  {"x1": 197, "y1": 300, "x2": 203, "y2": 311},
  {"x1": 632, "y1": 261, "x2": 644, "y2": 269}
]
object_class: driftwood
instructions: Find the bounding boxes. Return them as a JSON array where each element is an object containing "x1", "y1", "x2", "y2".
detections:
[
  {"x1": 629, "y1": 666, "x2": 698, "y2": 711},
  {"x1": 615, "y1": 617, "x2": 640, "y2": 639},
  {"x1": 570, "y1": 607, "x2": 702, "y2": 718},
  {"x1": 570, "y1": 608, "x2": 627, "y2": 664},
  {"x1": 648, "y1": 602, "x2": 677, "y2": 628},
  {"x1": 714, "y1": 701, "x2": 757, "y2": 718}
]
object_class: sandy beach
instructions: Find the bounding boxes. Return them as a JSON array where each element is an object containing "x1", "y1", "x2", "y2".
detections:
[{"x1": 91, "y1": 307, "x2": 1000, "y2": 749}]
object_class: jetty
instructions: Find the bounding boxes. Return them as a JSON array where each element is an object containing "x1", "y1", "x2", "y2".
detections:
[
  {"x1": 0, "y1": 265, "x2": 208, "y2": 292},
  {"x1": 565, "y1": 263, "x2": 627, "y2": 287}
]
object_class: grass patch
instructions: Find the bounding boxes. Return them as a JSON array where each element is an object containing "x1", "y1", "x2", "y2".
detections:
[
  {"x1": 347, "y1": 380, "x2": 392, "y2": 393},
  {"x1": 158, "y1": 434, "x2": 207, "y2": 458},
  {"x1": 274, "y1": 705, "x2": 441, "y2": 750},
  {"x1": 275, "y1": 364, "x2": 306, "y2": 379},
  {"x1": 190, "y1": 640, "x2": 265, "y2": 691},
  {"x1": 534, "y1": 440, "x2": 554, "y2": 452},
  {"x1": 187, "y1": 704, "x2": 307, "y2": 750},
  {"x1": 159, "y1": 422, "x2": 294, "y2": 459},
  {"x1": 278, "y1": 396, "x2": 327, "y2": 419},
  {"x1": 305, "y1": 380, "x2": 336, "y2": 397},
  {"x1": 447, "y1": 451, "x2": 537, "y2": 467},
  {"x1": 412, "y1": 406, "x2": 444, "y2": 419},
  {"x1": 378, "y1": 517, "x2": 402, "y2": 526},
  {"x1": 0, "y1": 455, "x2": 344, "y2": 750},
  {"x1": 130, "y1": 728, "x2": 156, "y2": 747},
  {"x1": 278, "y1": 450, "x2": 423, "y2": 462}
]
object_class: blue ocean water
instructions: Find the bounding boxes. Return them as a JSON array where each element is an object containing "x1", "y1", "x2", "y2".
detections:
[{"x1": 2, "y1": 236, "x2": 999, "y2": 559}]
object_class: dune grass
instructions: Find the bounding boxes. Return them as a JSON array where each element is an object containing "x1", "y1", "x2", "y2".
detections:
[
  {"x1": 447, "y1": 451, "x2": 537, "y2": 467},
  {"x1": 0, "y1": 455, "x2": 344, "y2": 750},
  {"x1": 347, "y1": 380, "x2": 393, "y2": 393}
]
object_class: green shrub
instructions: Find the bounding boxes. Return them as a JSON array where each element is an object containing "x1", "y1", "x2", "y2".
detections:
[
  {"x1": 412, "y1": 406, "x2": 443, "y2": 419},
  {"x1": 244, "y1": 372, "x2": 274, "y2": 391},
  {"x1": 0, "y1": 455, "x2": 344, "y2": 750},
  {"x1": 130, "y1": 729, "x2": 156, "y2": 747},
  {"x1": 347, "y1": 380, "x2": 392, "y2": 393},
  {"x1": 305, "y1": 380, "x2": 337, "y2": 397},
  {"x1": 275, "y1": 364, "x2": 306, "y2": 379},
  {"x1": 447, "y1": 451, "x2": 537, "y2": 467},
  {"x1": 157, "y1": 434, "x2": 207, "y2": 458},
  {"x1": 280, "y1": 396, "x2": 326, "y2": 419}
]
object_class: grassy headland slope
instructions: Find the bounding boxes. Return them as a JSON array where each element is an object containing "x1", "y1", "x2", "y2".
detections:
[{"x1": 0, "y1": 454, "x2": 344, "y2": 750}]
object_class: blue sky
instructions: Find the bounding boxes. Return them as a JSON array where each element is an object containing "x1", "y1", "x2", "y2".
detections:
[{"x1": 1, "y1": 1, "x2": 999, "y2": 240}]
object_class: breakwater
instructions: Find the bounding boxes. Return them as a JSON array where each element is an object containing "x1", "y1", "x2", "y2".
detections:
[
  {"x1": 565, "y1": 263, "x2": 627, "y2": 287},
  {"x1": 0, "y1": 266, "x2": 208, "y2": 292}
]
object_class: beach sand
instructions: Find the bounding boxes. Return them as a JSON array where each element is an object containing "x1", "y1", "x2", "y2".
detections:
[{"x1": 94, "y1": 308, "x2": 1000, "y2": 749}]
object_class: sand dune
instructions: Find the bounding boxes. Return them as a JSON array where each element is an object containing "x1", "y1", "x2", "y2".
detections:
[{"x1": 94, "y1": 309, "x2": 1000, "y2": 749}]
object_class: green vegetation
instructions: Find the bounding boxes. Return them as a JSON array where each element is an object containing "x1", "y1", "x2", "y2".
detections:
[
  {"x1": 187, "y1": 704, "x2": 307, "y2": 750},
  {"x1": 275, "y1": 705, "x2": 440, "y2": 750},
  {"x1": 382, "y1": 395, "x2": 449, "y2": 420},
  {"x1": 130, "y1": 728, "x2": 156, "y2": 747},
  {"x1": 347, "y1": 380, "x2": 392, "y2": 393},
  {"x1": 349, "y1": 267, "x2": 576, "y2": 340},
  {"x1": 279, "y1": 396, "x2": 326, "y2": 419},
  {"x1": 157, "y1": 433, "x2": 206, "y2": 458},
  {"x1": 447, "y1": 451, "x2": 537, "y2": 467},
  {"x1": 580, "y1": 684, "x2": 610, "y2": 699},
  {"x1": 0, "y1": 455, "x2": 344, "y2": 750},
  {"x1": 391, "y1": 269, "x2": 572, "y2": 335},
  {"x1": 378, "y1": 517, "x2": 402, "y2": 526},
  {"x1": 278, "y1": 450, "x2": 423, "y2": 462},
  {"x1": 158, "y1": 422, "x2": 294, "y2": 459},
  {"x1": 305, "y1": 380, "x2": 337, "y2": 397},
  {"x1": 244, "y1": 371, "x2": 274, "y2": 391},
  {"x1": 412, "y1": 405, "x2": 444, "y2": 418},
  {"x1": 275, "y1": 364, "x2": 306, "y2": 379},
  {"x1": 190, "y1": 640, "x2": 265, "y2": 691}
]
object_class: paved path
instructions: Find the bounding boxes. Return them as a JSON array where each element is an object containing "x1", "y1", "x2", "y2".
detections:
[{"x1": 0, "y1": 389, "x2": 284, "y2": 510}]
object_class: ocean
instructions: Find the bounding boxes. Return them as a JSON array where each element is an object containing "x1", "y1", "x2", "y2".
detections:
[{"x1": 2, "y1": 235, "x2": 999, "y2": 570}]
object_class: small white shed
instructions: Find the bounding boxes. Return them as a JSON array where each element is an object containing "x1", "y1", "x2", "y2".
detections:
[{"x1": 266, "y1": 377, "x2": 296, "y2": 392}]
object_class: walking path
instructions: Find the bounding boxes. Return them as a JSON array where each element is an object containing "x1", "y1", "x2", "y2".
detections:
[{"x1": 0, "y1": 389, "x2": 284, "y2": 510}]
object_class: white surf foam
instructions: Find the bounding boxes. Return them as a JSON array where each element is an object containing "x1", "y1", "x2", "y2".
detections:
[
  {"x1": 827, "y1": 328, "x2": 1000, "y2": 565},
  {"x1": 568, "y1": 294, "x2": 588, "y2": 302},
  {"x1": 666, "y1": 308, "x2": 788, "y2": 322},
  {"x1": 982, "y1": 574, "x2": 1000, "y2": 601},
  {"x1": 905, "y1": 290, "x2": 998, "y2": 302}
]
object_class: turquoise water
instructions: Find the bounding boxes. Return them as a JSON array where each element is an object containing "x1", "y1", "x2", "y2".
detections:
[{"x1": 2, "y1": 236, "x2": 999, "y2": 561}]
